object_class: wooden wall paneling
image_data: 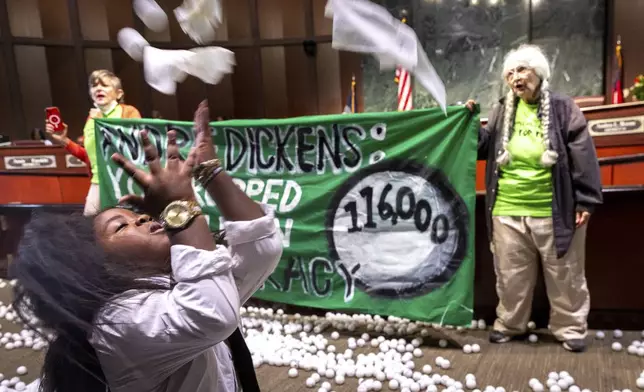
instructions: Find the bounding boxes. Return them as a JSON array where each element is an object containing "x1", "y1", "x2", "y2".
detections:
[
  {"x1": 312, "y1": 0, "x2": 332, "y2": 36},
  {"x1": 14, "y1": 46, "x2": 52, "y2": 137},
  {"x1": 66, "y1": 0, "x2": 90, "y2": 117},
  {"x1": 257, "y1": 0, "x2": 306, "y2": 40},
  {"x1": 176, "y1": 75, "x2": 208, "y2": 121},
  {"x1": 315, "y1": 43, "x2": 341, "y2": 115},
  {"x1": 84, "y1": 48, "x2": 114, "y2": 77},
  {"x1": 129, "y1": 4, "x2": 152, "y2": 118},
  {"x1": 232, "y1": 48, "x2": 263, "y2": 119},
  {"x1": 46, "y1": 46, "x2": 88, "y2": 138},
  {"x1": 285, "y1": 45, "x2": 317, "y2": 117},
  {"x1": 0, "y1": 0, "x2": 24, "y2": 139},
  {"x1": 248, "y1": 0, "x2": 263, "y2": 118},
  {"x1": 206, "y1": 76, "x2": 235, "y2": 119},
  {"x1": 5, "y1": 0, "x2": 43, "y2": 38},
  {"x1": 261, "y1": 46, "x2": 288, "y2": 118},
  {"x1": 76, "y1": 0, "x2": 109, "y2": 40},
  {"x1": 0, "y1": 47, "x2": 16, "y2": 139},
  {"x1": 111, "y1": 49, "x2": 145, "y2": 115},
  {"x1": 38, "y1": 0, "x2": 71, "y2": 40},
  {"x1": 151, "y1": 89, "x2": 179, "y2": 121},
  {"x1": 105, "y1": 0, "x2": 135, "y2": 41},
  {"x1": 225, "y1": 0, "x2": 252, "y2": 40},
  {"x1": 339, "y1": 51, "x2": 364, "y2": 113},
  {"x1": 303, "y1": 0, "x2": 319, "y2": 116},
  {"x1": 602, "y1": 0, "x2": 612, "y2": 103}
]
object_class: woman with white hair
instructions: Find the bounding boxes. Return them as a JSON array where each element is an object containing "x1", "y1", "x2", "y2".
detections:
[{"x1": 467, "y1": 44, "x2": 602, "y2": 352}]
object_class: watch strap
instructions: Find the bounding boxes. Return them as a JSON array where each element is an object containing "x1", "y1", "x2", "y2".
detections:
[{"x1": 161, "y1": 200, "x2": 202, "y2": 231}]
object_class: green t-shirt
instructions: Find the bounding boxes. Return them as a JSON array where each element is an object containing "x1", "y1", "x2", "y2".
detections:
[
  {"x1": 83, "y1": 104, "x2": 123, "y2": 184},
  {"x1": 493, "y1": 100, "x2": 553, "y2": 217}
]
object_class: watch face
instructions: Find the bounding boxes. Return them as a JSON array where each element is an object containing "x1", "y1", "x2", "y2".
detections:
[{"x1": 165, "y1": 205, "x2": 191, "y2": 229}]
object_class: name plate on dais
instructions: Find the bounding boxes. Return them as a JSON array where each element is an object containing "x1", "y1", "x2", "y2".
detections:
[
  {"x1": 588, "y1": 115, "x2": 644, "y2": 137},
  {"x1": 65, "y1": 154, "x2": 87, "y2": 168},
  {"x1": 4, "y1": 155, "x2": 57, "y2": 170}
]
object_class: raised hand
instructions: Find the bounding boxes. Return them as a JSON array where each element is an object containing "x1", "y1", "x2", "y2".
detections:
[
  {"x1": 45, "y1": 122, "x2": 69, "y2": 145},
  {"x1": 112, "y1": 130, "x2": 197, "y2": 217},
  {"x1": 192, "y1": 100, "x2": 218, "y2": 165}
]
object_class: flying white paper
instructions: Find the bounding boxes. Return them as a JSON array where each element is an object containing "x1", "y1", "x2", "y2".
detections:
[
  {"x1": 174, "y1": 0, "x2": 223, "y2": 45},
  {"x1": 180, "y1": 47, "x2": 235, "y2": 85},
  {"x1": 133, "y1": 0, "x2": 169, "y2": 33},
  {"x1": 325, "y1": 0, "x2": 447, "y2": 113},
  {"x1": 117, "y1": 28, "x2": 150, "y2": 62},
  {"x1": 142, "y1": 45, "x2": 235, "y2": 95},
  {"x1": 142, "y1": 46, "x2": 185, "y2": 95}
]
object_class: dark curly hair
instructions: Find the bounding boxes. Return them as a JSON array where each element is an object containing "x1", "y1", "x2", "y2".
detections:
[{"x1": 10, "y1": 209, "x2": 171, "y2": 392}]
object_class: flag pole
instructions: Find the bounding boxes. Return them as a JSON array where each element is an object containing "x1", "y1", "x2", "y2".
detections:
[
  {"x1": 351, "y1": 74, "x2": 356, "y2": 113},
  {"x1": 394, "y1": 10, "x2": 408, "y2": 84}
]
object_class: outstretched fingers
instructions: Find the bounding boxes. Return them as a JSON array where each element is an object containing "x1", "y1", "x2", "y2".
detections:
[
  {"x1": 111, "y1": 153, "x2": 150, "y2": 187},
  {"x1": 181, "y1": 146, "x2": 198, "y2": 177},
  {"x1": 194, "y1": 101, "x2": 209, "y2": 145},
  {"x1": 141, "y1": 130, "x2": 162, "y2": 174},
  {"x1": 166, "y1": 130, "x2": 180, "y2": 170}
]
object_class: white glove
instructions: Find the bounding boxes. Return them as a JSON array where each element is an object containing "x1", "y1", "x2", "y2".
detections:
[
  {"x1": 133, "y1": 0, "x2": 168, "y2": 32},
  {"x1": 174, "y1": 0, "x2": 222, "y2": 45},
  {"x1": 326, "y1": 0, "x2": 446, "y2": 113}
]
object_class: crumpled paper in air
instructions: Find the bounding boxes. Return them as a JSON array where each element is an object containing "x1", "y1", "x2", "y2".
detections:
[
  {"x1": 133, "y1": 0, "x2": 169, "y2": 33},
  {"x1": 134, "y1": 0, "x2": 221, "y2": 44},
  {"x1": 174, "y1": 0, "x2": 223, "y2": 45},
  {"x1": 117, "y1": 28, "x2": 234, "y2": 96},
  {"x1": 325, "y1": 0, "x2": 447, "y2": 113}
]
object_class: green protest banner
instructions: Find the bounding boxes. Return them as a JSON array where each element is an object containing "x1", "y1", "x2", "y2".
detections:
[{"x1": 95, "y1": 107, "x2": 478, "y2": 325}]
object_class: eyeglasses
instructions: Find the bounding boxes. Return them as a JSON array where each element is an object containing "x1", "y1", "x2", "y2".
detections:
[{"x1": 505, "y1": 66, "x2": 532, "y2": 81}]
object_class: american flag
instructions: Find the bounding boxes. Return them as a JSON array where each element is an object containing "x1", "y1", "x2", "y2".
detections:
[
  {"x1": 395, "y1": 17, "x2": 413, "y2": 111},
  {"x1": 611, "y1": 35, "x2": 624, "y2": 105}
]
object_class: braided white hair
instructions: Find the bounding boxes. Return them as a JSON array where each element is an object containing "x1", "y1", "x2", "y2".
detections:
[{"x1": 497, "y1": 44, "x2": 558, "y2": 168}]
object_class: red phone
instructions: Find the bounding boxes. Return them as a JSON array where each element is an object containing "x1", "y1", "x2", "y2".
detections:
[{"x1": 45, "y1": 107, "x2": 65, "y2": 133}]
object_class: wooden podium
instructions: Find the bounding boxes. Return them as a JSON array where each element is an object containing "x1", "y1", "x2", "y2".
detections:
[
  {"x1": 0, "y1": 144, "x2": 90, "y2": 205},
  {"x1": 476, "y1": 101, "x2": 644, "y2": 191}
]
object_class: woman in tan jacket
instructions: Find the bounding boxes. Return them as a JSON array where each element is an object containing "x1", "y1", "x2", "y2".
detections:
[{"x1": 47, "y1": 70, "x2": 142, "y2": 216}]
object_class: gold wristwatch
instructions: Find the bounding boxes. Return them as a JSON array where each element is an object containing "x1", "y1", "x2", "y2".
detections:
[{"x1": 160, "y1": 200, "x2": 202, "y2": 231}]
